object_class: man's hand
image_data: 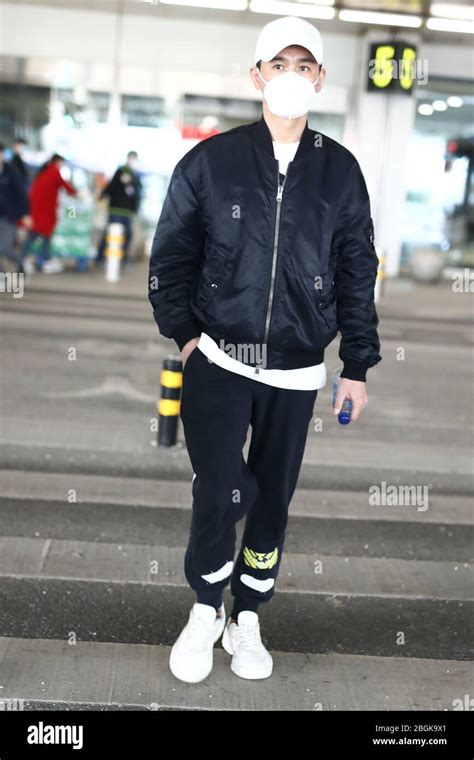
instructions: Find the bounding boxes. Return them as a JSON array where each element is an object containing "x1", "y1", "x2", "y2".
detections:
[
  {"x1": 182, "y1": 337, "x2": 200, "y2": 368},
  {"x1": 21, "y1": 215, "x2": 33, "y2": 229},
  {"x1": 333, "y1": 378, "x2": 368, "y2": 422}
]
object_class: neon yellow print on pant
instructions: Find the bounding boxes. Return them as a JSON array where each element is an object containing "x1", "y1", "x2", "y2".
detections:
[{"x1": 243, "y1": 547, "x2": 278, "y2": 570}]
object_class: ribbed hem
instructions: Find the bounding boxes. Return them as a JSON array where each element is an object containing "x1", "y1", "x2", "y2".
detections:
[
  {"x1": 170, "y1": 319, "x2": 202, "y2": 351},
  {"x1": 281, "y1": 346, "x2": 325, "y2": 370},
  {"x1": 340, "y1": 359, "x2": 370, "y2": 382},
  {"x1": 108, "y1": 207, "x2": 135, "y2": 217}
]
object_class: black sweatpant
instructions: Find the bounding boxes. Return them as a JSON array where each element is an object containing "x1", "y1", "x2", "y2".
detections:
[{"x1": 180, "y1": 345, "x2": 318, "y2": 618}]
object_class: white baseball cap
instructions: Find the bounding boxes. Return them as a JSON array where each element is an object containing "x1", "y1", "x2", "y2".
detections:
[{"x1": 254, "y1": 16, "x2": 323, "y2": 67}]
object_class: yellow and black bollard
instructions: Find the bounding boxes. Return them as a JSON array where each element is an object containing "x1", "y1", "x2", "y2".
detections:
[
  {"x1": 105, "y1": 222, "x2": 125, "y2": 283},
  {"x1": 157, "y1": 356, "x2": 183, "y2": 447}
]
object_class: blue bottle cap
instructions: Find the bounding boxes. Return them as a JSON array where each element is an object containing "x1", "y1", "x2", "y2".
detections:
[{"x1": 338, "y1": 411, "x2": 351, "y2": 425}]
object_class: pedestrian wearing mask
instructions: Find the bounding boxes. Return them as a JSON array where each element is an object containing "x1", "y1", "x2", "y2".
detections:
[{"x1": 149, "y1": 16, "x2": 381, "y2": 683}]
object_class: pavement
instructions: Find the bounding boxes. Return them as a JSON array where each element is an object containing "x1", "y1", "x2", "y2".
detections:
[{"x1": 0, "y1": 260, "x2": 472, "y2": 710}]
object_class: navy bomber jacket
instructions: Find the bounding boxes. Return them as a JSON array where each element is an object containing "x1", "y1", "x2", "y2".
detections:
[{"x1": 149, "y1": 115, "x2": 381, "y2": 381}]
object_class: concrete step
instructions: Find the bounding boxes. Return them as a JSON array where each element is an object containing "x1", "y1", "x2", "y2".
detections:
[
  {"x1": 0, "y1": 538, "x2": 471, "y2": 660},
  {"x1": 0, "y1": 535, "x2": 471, "y2": 601},
  {"x1": 1, "y1": 469, "x2": 471, "y2": 709},
  {"x1": 0, "y1": 636, "x2": 470, "y2": 710},
  {"x1": 0, "y1": 298, "x2": 150, "y2": 324},
  {"x1": 1, "y1": 471, "x2": 472, "y2": 524},
  {"x1": 0, "y1": 495, "x2": 472, "y2": 562},
  {"x1": 4, "y1": 285, "x2": 473, "y2": 346},
  {"x1": 1, "y1": 445, "x2": 472, "y2": 495}
]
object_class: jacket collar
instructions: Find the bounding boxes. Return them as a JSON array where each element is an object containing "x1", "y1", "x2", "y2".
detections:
[{"x1": 254, "y1": 114, "x2": 316, "y2": 162}]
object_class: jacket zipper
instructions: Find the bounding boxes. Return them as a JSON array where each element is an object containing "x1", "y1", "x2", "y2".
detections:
[{"x1": 255, "y1": 163, "x2": 291, "y2": 374}]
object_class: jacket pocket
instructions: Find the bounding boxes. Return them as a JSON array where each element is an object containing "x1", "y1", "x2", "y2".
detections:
[
  {"x1": 313, "y1": 272, "x2": 337, "y2": 330},
  {"x1": 183, "y1": 345, "x2": 201, "y2": 375},
  {"x1": 196, "y1": 270, "x2": 222, "y2": 310}
]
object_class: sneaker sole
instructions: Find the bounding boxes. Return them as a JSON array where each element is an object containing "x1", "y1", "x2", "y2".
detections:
[
  {"x1": 221, "y1": 626, "x2": 234, "y2": 656},
  {"x1": 230, "y1": 659, "x2": 273, "y2": 680},
  {"x1": 169, "y1": 609, "x2": 226, "y2": 684}
]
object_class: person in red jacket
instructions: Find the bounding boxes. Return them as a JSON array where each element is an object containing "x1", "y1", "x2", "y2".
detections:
[{"x1": 20, "y1": 153, "x2": 77, "y2": 273}]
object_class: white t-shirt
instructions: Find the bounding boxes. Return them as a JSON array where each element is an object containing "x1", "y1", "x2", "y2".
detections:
[
  {"x1": 196, "y1": 140, "x2": 326, "y2": 391},
  {"x1": 272, "y1": 140, "x2": 300, "y2": 176}
]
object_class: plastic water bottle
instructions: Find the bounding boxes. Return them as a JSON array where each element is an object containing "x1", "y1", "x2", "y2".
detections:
[{"x1": 332, "y1": 367, "x2": 352, "y2": 425}]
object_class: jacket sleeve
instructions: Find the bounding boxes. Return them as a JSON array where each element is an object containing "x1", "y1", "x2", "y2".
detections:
[
  {"x1": 56, "y1": 166, "x2": 77, "y2": 196},
  {"x1": 333, "y1": 159, "x2": 381, "y2": 382},
  {"x1": 148, "y1": 162, "x2": 204, "y2": 350},
  {"x1": 134, "y1": 175, "x2": 143, "y2": 212},
  {"x1": 100, "y1": 170, "x2": 119, "y2": 201},
  {"x1": 61, "y1": 177, "x2": 77, "y2": 196}
]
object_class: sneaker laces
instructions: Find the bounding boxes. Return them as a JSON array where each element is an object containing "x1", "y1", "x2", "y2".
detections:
[{"x1": 233, "y1": 622, "x2": 263, "y2": 652}]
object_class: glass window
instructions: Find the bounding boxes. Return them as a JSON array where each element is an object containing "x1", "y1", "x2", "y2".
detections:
[
  {"x1": 121, "y1": 95, "x2": 166, "y2": 128},
  {"x1": 401, "y1": 77, "x2": 474, "y2": 270}
]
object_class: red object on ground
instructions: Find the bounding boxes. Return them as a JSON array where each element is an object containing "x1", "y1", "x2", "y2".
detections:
[{"x1": 29, "y1": 162, "x2": 77, "y2": 238}]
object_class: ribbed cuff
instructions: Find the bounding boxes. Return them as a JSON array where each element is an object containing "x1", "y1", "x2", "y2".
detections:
[
  {"x1": 231, "y1": 597, "x2": 261, "y2": 618},
  {"x1": 170, "y1": 319, "x2": 201, "y2": 351},
  {"x1": 340, "y1": 359, "x2": 369, "y2": 382}
]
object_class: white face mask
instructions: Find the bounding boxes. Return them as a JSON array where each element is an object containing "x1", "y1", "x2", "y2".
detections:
[{"x1": 258, "y1": 69, "x2": 320, "y2": 120}]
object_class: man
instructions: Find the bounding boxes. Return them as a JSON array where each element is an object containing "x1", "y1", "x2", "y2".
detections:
[
  {"x1": 0, "y1": 143, "x2": 31, "y2": 272},
  {"x1": 10, "y1": 137, "x2": 29, "y2": 189},
  {"x1": 148, "y1": 16, "x2": 381, "y2": 683},
  {"x1": 96, "y1": 150, "x2": 142, "y2": 264}
]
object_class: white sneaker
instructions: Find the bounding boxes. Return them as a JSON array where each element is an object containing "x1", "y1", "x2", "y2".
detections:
[
  {"x1": 41, "y1": 258, "x2": 64, "y2": 274},
  {"x1": 222, "y1": 611, "x2": 273, "y2": 680},
  {"x1": 169, "y1": 602, "x2": 226, "y2": 683},
  {"x1": 22, "y1": 257, "x2": 36, "y2": 275}
]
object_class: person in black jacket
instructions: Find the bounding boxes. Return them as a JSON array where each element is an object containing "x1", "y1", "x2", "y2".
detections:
[
  {"x1": 10, "y1": 137, "x2": 29, "y2": 189},
  {"x1": 96, "y1": 151, "x2": 142, "y2": 264},
  {"x1": 0, "y1": 143, "x2": 31, "y2": 273},
  {"x1": 149, "y1": 16, "x2": 381, "y2": 684}
]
